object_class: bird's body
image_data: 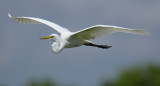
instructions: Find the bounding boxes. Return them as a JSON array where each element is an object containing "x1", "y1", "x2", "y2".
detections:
[{"x1": 8, "y1": 13, "x2": 149, "y2": 54}]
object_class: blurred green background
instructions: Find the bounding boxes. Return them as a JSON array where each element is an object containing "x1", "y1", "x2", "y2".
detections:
[
  {"x1": 101, "y1": 64, "x2": 160, "y2": 86},
  {"x1": 1, "y1": 63, "x2": 160, "y2": 86}
]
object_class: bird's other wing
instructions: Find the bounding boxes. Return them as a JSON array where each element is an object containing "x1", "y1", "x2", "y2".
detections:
[
  {"x1": 8, "y1": 13, "x2": 71, "y2": 35},
  {"x1": 71, "y1": 25, "x2": 149, "y2": 40}
]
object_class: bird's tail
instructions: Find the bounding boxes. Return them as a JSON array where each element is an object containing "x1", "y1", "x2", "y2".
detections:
[{"x1": 84, "y1": 42, "x2": 112, "y2": 49}]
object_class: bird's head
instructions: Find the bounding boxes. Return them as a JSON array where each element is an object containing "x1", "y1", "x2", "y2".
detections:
[{"x1": 40, "y1": 34, "x2": 59, "y2": 41}]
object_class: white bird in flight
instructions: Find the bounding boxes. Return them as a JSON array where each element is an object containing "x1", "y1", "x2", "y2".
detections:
[{"x1": 8, "y1": 13, "x2": 149, "y2": 54}]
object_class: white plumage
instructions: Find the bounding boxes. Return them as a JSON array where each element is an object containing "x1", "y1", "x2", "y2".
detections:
[{"x1": 8, "y1": 13, "x2": 149, "y2": 54}]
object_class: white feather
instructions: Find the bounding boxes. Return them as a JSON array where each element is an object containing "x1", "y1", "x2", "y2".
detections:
[
  {"x1": 71, "y1": 25, "x2": 149, "y2": 40},
  {"x1": 8, "y1": 13, "x2": 70, "y2": 35}
]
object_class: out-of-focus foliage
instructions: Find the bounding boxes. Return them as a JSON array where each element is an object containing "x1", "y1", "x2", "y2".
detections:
[
  {"x1": 25, "y1": 78, "x2": 57, "y2": 86},
  {"x1": 1, "y1": 64, "x2": 160, "y2": 86},
  {"x1": 101, "y1": 64, "x2": 160, "y2": 86}
]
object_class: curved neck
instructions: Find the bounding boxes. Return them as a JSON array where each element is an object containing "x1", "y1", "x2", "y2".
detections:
[{"x1": 51, "y1": 35, "x2": 62, "y2": 54}]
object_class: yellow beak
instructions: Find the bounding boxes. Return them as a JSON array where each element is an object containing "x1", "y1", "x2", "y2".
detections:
[{"x1": 40, "y1": 36, "x2": 52, "y2": 39}]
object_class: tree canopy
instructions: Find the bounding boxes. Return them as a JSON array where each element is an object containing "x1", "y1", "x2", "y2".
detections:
[{"x1": 101, "y1": 64, "x2": 160, "y2": 86}]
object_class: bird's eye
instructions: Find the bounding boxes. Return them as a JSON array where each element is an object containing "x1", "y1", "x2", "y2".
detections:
[{"x1": 51, "y1": 36, "x2": 54, "y2": 38}]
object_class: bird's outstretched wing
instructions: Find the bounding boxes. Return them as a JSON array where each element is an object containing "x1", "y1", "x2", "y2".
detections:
[
  {"x1": 8, "y1": 13, "x2": 70, "y2": 35},
  {"x1": 71, "y1": 25, "x2": 149, "y2": 40}
]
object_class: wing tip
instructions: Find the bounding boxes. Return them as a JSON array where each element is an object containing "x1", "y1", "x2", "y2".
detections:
[
  {"x1": 139, "y1": 28, "x2": 150, "y2": 36},
  {"x1": 8, "y1": 13, "x2": 13, "y2": 18}
]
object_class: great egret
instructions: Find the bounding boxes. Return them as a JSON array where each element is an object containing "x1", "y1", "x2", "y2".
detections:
[{"x1": 8, "y1": 13, "x2": 149, "y2": 54}]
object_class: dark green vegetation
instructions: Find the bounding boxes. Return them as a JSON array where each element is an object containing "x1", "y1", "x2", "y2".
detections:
[
  {"x1": 25, "y1": 78, "x2": 57, "y2": 86},
  {"x1": 1, "y1": 64, "x2": 160, "y2": 86},
  {"x1": 101, "y1": 64, "x2": 160, "y2": 86}
]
